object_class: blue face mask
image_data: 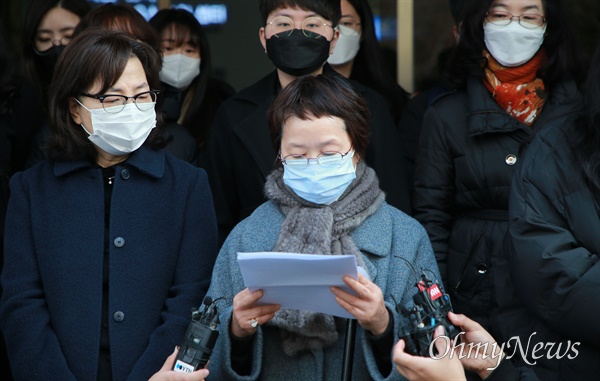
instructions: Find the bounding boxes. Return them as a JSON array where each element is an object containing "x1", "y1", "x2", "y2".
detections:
[{"x1": 282, "y1": 150, "x2": 356, "y2": 205}]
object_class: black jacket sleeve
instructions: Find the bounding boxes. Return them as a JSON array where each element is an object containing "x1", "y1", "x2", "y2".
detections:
[
  {"x1": 413, "y1": 105, "x2": 457, "y2": 282},
  {"x1": 508, "y1": 133, "x2": 600, "y2": 346},
  {"x1": 203, "y1": 103, "x2": 241, "y2": 246}
]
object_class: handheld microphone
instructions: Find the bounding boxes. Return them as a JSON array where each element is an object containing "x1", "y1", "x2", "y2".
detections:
[
  {"x1": 393, "y1": 256, "x2": 459, "y2": 357},
  {"x1": 173, "y1": 296, "x2": 222, "y2": 373}
]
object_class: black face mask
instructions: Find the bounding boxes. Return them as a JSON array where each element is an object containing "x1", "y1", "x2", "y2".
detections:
[
  {"x1": 266, "y1": 29, "x2": 331, "y2": 77},
  {"x1": 33, "y1": 44, "x2": 66, "y2": 83}
]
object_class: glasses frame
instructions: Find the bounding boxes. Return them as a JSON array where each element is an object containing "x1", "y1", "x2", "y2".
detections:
[
  {"x1": 338, "y1": 16, "x2": 362, "y2": 33},
  {"x1": 280, "y1": 147, "x2": 353, "y2": 168},
  {"x1": 485, "y1": 11, "x2": 547, "y2": 29},
  {"x1": 33, "y1": 37, "x2": 72, "y2": 55},
  {"x1": 79, "y1": 90, "x2": 160, "y2": 114},
  {"x1": 266, "y1": 15, "x2": 334, "y2": 39}
]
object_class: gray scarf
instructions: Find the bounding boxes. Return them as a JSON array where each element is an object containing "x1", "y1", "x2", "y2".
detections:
[{"x1": 263, "y1": 161, "x2": 385, "y2": 356}]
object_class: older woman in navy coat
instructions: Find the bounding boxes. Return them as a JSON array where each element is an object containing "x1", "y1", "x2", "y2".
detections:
[{"x1": 0, "y1": 29, "x2": 217, "y2": 381}]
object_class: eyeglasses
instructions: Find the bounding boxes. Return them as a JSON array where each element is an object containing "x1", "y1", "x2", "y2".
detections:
[
  {"x1": 266, "y1": 16, "x2": 334, "y2": 39},
  {"x1": 33, "y1": 34, "x2": 73, "y2": 54},
  {"x1": 485, "y1": 10, "x2": 546, "y2": 29},
  {"x1": 79, "y1": 90, "x2": 159, "y2": 114},
  {"x1": 280, "y1": 148, "x2": 353, "y2": 168},
  {"x1": 338, "y1": 16, "x2": 361, "y2": 33}
]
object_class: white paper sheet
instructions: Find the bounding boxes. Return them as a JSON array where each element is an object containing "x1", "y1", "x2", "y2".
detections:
[{"x1": 237, "y1": 252, "x2": 359, "y2": 319}]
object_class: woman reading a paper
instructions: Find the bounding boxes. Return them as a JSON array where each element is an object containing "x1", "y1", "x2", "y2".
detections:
[{"x1": 204, "y1": 73, "x2": 440, "y2": 380}]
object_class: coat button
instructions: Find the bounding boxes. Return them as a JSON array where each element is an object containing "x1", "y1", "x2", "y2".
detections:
[
  {"x1": 113, "y1": 311, "x2": 125, "y2": 322},
  {"x1": 505, "y1": 154, "x2": 517, "y2": 165},
  {"x1": 114, "y1": 237, "x2": 125, "y2": 247},
  {"x1": 120, "y1": 169, "x2": 130, "y2": 180},
  {"x1": 476, "y1": 263, "x2": 488, "y2": 274}
]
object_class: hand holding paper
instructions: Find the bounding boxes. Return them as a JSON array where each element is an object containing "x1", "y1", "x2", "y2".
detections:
[
  {"x1": 331, "y1": 273, "x2": 390, "y2": 336},
  {"x1": 237, "y1": 252, "x2": 361, "y2": 319}
]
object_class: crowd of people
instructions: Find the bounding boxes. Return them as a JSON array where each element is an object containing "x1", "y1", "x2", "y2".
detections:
[{"x1": 0, "y1": 0, "x2": 598, "y2": 380}]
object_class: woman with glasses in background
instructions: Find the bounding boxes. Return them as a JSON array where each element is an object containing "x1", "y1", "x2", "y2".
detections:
[
  {"x1": 412, "y1": 0, "x2": 584, "y2": 352},
  {"x1": 204, "y1": 74, "x2": 440, "y2": 380},
  {"x1": 0, "y1": 29, "x2": 218, "y2": 380},
  {"x1": 8, "y1": 0, "x2": 90, "y2": 174}
]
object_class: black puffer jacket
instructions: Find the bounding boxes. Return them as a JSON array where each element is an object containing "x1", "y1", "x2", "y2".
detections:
[
  {"x1": 493, "y1": 118, "x2": 600, "y2": 381},
  {"x1": 413, "y1": 76, "x2": 582, "y2": 330}
]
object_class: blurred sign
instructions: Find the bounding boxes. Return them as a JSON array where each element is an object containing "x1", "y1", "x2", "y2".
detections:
[{"x1": 87, "y1": 1, "x2": 228, "y2": 26}]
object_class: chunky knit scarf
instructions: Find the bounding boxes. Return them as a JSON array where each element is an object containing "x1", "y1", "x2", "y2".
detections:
[
  {"x1": 483, "y1": 49, "x2": 547, "y2": 126},
  {"x1": 263, "y1": 161, "x2": 385, "y2": 356}
]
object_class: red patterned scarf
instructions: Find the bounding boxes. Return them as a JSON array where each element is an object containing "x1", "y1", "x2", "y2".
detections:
[{"x1": 483, "y1": 49, "x2": 547, "y2": 126}]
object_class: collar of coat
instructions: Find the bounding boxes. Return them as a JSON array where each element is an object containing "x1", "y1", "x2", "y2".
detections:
[{"x1": 53, "y1": 146, "x2": 165, "y2": 178}]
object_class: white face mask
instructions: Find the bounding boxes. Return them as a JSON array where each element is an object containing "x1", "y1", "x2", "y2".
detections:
[
  {"x1": 76, "y1": 100, "x2": 156, "y2": 156},
  {"x1": 160, "y1": 54, "x2": 201, "y2": 90},
  {"x1": 484, "y1": 22, "x2": 546, "y2": 67},
  {"x1": 283, "y1": 150, "x2": 356, "y2": 205},
  {"x1": 328, "y1": 25, "x2": 361, "y2": 65}
]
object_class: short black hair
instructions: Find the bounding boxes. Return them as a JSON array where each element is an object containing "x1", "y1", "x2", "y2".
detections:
[
  {"x1": 259, "y1": 0, "x2": 341, "y2": 26},
  {"x1": 268, "y1": 74, "x2": 370, "y2": 162}
]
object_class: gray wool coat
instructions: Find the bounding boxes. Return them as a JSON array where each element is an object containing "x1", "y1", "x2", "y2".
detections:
[{"x1": 205, "y1": 200, "x2": 441, "y2": 381}]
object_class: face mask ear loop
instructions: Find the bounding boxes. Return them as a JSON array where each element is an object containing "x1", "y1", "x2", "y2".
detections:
[
  {"x1": 74, "y1": 97, "x2": 93, "y2": 135},
  {"x1": 80, "y1": 124, "x2": 92, "y2": 136}
]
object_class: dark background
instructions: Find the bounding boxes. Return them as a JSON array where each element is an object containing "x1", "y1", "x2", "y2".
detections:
[{"x1": 1, "y1": 0, "x2": 599, "y2": 95}]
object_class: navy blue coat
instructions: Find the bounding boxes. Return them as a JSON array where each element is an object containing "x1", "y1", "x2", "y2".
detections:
[{"x1": 0, "y1": 147, "x2": 218, "y2": 381}]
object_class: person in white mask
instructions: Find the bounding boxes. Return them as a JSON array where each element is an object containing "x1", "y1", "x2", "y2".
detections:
[
  {"x1": 149, "y1": 9, "x2": 235, "y2": 159},
  {"x1": 412, "y1": 0, "x2": 585, "y2": 370},
  {"x1": 328, "y1": 0, "x2": 409, "y2": 126},
  {"x1": 68, "y1": 3, "x2": 202, "y2": 166},
  {"x1": 0, "y1": 29, "x2": 219, "y2": 381},
  {"x1": 203, "y1": 73, "x2": 441, "y2": 380}
]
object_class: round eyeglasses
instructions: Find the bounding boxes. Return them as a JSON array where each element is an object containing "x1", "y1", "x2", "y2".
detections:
[
  {"x1": 280, "y1": 149, "x2": 353, "y2": 169},
  {"x1": 485, "y1": 10, "x2": 546, "y2": 29},
  {"x1": 266, "y1": 16, "x2": 334, "y2": 39},
  {"x1": 79, "y1": 90, "x2": 159, "y2": 114}
]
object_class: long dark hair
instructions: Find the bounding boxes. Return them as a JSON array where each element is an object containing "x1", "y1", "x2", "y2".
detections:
[
  {"x1": 576, "y1": 41, "x2": 600, "y2": 190},
  {"x1": 445, "y1": 0, "x2": 584, "y2": 91},
  {"x1": 346, "y1": 0, "x2": 408, "y2": 122},
  {"x1": 0, "y1": 20, "x2": 17, "y2": 116},
  {"x1": 46, "y1": 28, "x2": 164, "y2": 162},
  {"x1": 149, "y1": 9, "x2": 212, "y2": 143},
  {"x1": 22, "y1": 0, "x2": 91, "y2": 106}
]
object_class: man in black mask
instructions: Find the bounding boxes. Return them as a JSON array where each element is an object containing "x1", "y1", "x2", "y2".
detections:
[{"x1": 204, "y1": 0, "x2": 412, "y2": 246}]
